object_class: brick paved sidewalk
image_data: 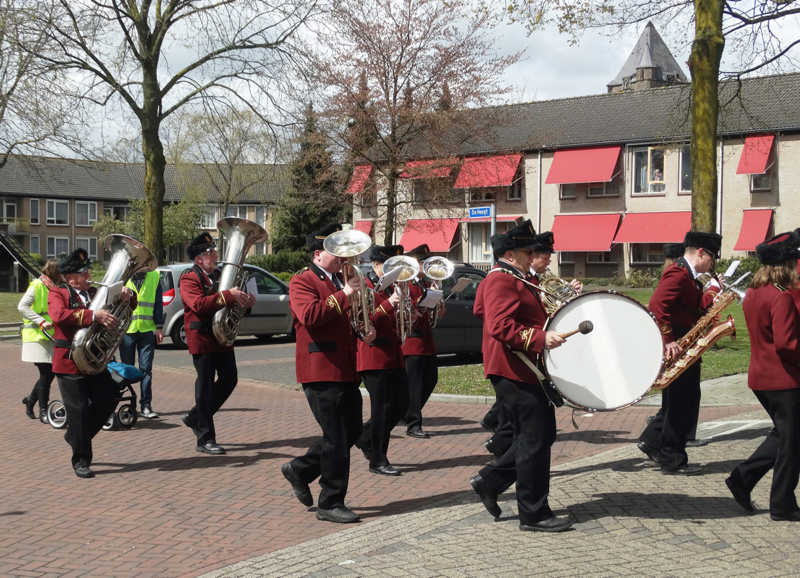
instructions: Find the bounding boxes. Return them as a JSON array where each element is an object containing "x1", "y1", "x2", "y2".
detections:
[{"x1": 0, "y1": 343, "x2": 752, "y2": 578}]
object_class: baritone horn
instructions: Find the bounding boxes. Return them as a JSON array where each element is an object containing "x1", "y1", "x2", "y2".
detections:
[
  {"x1": 323, "y1": 229, "x2": 374, "y2": 338},
  {"x1": 422, "y1": 256, "x2": 454, "y2": 329},
  {"x1": 383, "y1": 255, "x2": 420, "y2": 344}
]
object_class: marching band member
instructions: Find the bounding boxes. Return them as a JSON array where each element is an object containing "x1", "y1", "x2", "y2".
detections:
[
  {"x1": 281, "y1": 223, "x2": 376, "y2": 524},
  {"x1": 468, "y1": 220, "x2": 572, "y2": 533},
  {"x1": 49, "y1": 249, "x2": 135, "y2": 478},
  {"x1": 727, "y1": 232, "x2": 800, "y2": 521},
  {"x1": 354, "y1": 245, "x2": 409, "y2": 476},
  {"x1": 179, "y1": 233, "x2": 254, "y2": 456},
  {"x1": 637, "y1": 231, "x2": 722, "y2": 475}
]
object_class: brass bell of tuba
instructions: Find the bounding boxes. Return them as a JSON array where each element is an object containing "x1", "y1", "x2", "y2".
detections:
[
  {"x1": 421, "y1": 256, "x2": 455, "y2": 329},
  {"x1": 212, "y1": 217, "x2": 268, "y2": 347},
  {"x1": 383, "y1": 255, "x2": 420, "y2": 344},
  {"x1": 72, "y1": 235, "x2": 157, "y2": 375},
  {"x1": 323, "y1": 229, "x2": 374, "y2": 338}
]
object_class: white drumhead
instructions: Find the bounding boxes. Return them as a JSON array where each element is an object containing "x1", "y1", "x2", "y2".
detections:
[{"x1": 544, "y1": 291, "x2": 663, "y2": 411}]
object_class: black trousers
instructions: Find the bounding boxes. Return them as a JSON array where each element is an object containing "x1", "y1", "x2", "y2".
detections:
[
  {"x1": 731, "y1": 388, "x2": 800, "y2": 516},
  {"x1": 57, "y1": 372, "x2": 118, "y2": 469},
  {"x1": 639, "y1": 361, "x2": 701, "y2": 470},
  {"x1": 28, "y1": 363, "x2": 56, "y2": 412},
  {"x1": 484, "y1": 399, "x2": 514, "y2": 454},
  {"x1": 358, "y1": 368, "x2": 410, "y2": 467},
  {"x1": 188, "y1": 352, "x2": 238, "y2": 445},
  {"x1": 479, "y1": 376, "x2": 557, "y2": 525},
  {"x1": 291, "y1": 381, "x2": 363, "y2": 509},
  {"x1": 403, "y1": 354, "x2": 438, "y2": 432}
]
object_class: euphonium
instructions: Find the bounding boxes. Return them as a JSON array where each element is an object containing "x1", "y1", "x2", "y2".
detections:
[
  {"x1": 323, "y1": 229, "x2": 374, "y2": 338},
  {"x1": 212, "y1": 217, "x2": 268, "y2": 347},
  {"x1": 72, "y1": 235, "x2": 157, "y2": 375},
  {"x1": 422, "y1": 256, "x2": 454, "y2": 329},
  {"x1": 383, "y1": 255, "x2": 420, "y2": 344},
  {"x1": 537, "y1": 268, "x2": 579, "y2": 316}
]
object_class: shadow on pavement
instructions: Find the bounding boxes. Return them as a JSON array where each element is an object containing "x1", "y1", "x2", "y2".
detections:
[
  {"x1": 556, "y1": 430, "x2": 638, "y2": 444},
  {"x1": 394, "y1": 454, "x2": 493, "y2": 473},
  {"x1": 572, "y1": 492, "x2": 753, "y2": 521},
  {"x1": 356, "y1": 490, "x2": 473, "y2": 520},
  {"x1": 93, "y1": 450, "x2": 295, "y2": 474},
  {"x1": 130, "y1": 420, "x2": 181, "y2": 431},
  {"x1": 424, "y1": 416, "x2": 482, "y2": 426}
]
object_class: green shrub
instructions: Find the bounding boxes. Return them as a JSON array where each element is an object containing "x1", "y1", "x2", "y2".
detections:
[
  {"x1": 715, "y1": 256, "x2": 760, "y2": 287},
  {"x1": 625, "y1": 268, "x2": 660, "y2": 288},
  {"x1": 29, "y1": 253, "x2": 45, "y2": 266},
  {"x1": 582, "y1": 276, "x2": 626, "y2": 287},
  {"x1": 246, "y1": 249, "x2": 308, "y2": 274}
]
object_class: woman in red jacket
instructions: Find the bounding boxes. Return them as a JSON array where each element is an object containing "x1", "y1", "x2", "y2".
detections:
[{"x1": 727, "y1": 231, "x2": 800, "y2": 522}]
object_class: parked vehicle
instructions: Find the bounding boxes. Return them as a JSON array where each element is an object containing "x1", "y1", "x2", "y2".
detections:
[{"x1": 159, "y1": 263, "x2": 293, "y2": 348}]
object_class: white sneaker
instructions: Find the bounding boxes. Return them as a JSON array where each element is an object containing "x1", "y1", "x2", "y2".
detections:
[{"x1": 141, "y1": 406, "x2": 159, "y2": 419}]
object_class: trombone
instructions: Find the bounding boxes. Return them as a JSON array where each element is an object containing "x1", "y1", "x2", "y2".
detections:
[
  {"x1": 383, "y1": 255, "x2": 420, "y2": 344},
  {"x1": 322, "y1": 229, "x2": 374, "y2": 338},
  {"x1": 421, "y1": 256, "x2": 455, "y2": 329}
]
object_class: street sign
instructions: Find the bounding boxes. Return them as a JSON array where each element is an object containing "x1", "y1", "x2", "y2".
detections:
[{"x1": 468, "y1": 206, "x2": 492, "y2": 218}]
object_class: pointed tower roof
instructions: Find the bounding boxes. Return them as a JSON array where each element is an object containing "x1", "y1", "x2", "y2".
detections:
[{"x1": 608, "y1": 22, "x2": 687, "y2": 89}]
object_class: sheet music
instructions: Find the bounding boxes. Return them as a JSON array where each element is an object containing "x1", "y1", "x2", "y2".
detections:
[
  {"x1": 246, "y1": 277, "x2": 258, "y2": 296},
  {"x1": 374, "y1": 266, "x2": 404, "y2": 293},
  {"x1": 449, "y1": 278, "x2": 471, "y2": 294},
  {"x1": 105, "y1": 281, "x2": 123, "y2": 306},
  {"x1": 418, "y1": 289, "x2": 443, "y2": 308}
]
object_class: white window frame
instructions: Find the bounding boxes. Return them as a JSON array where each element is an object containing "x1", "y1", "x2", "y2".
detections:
[
  {"x1": 225, "y1": 205, "x2": 249, "y2": 219},
  {"x1": 255, "y1": 205, "x2": 267, "y2": 227},
  {"x1": 75, "y1": 201, "x2": 97, "y2": 227},
  {"x1": 586, "y1": 252, "x2": 617, "y2": 264},
  {"x1": 199, "y1": 205, "x2": 217, "y2": 229},
  {"x1": 559, "y1": 251, "x2": 575, "y2": 264},
  {"x1": 648, "y1": 147, "x2": 665, "y2": 186},
  {"x1": 103, "y1": 204, "x2": 130, "y2": 220},
  {"x1": 632, "y1": 147, "x2": 667, "y2": 196},
  {"x1": 46, "y1": 236, "x2": 69, "y2": 259},
  {"x1": 75, "y1": 236, "x2": 98, "y2": 260},
  {"x1": 29, "y1": 199, "x2": 40, "y2": 225},
  {"x1": 586, "y1": 182, "x2": 619, "y2": 198},
  {"x1": 679, "y1": 144, "x2": 692, "y2": 194},
  {"x1": 507, "y1": 170, "x2": 524, "y2": 201},
  {"x1": 30, "y1": 235, "x2": 40, "y2": 255},
  {"x1": 560, "y1": 183, "x2": 579, "y2": 199},
  {"x1": 630, "y1": 243, "x2": 665, "y2": 265},
  {"x1": 46, "y1": 200, "x2": 69, "y2": 226},
  {"x1": 751, "y1": 171, "x2": 772, "y2": 192}
]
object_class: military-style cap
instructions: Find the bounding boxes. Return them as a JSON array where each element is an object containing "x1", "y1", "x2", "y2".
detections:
[
  {"x1": 684, "y1": 231, "x2": 723, "y2": 259},
  {"x1": 663, "y1": 243, "x2": 685, "y2": 259},
  {"x1": 491, "y1": 219, "x2": 537, "y2": 254},
  {"x1": 57, "y1": 248, "x2": 92, "y2": 274},
  {"x1": 186, "y1": 232, "x2": 217, "y2": 260},
  {"x1": 533, "y1": 231, "x2": 555, "y2": 254},
  {"x1": 369, "y1": 244, "x2": 404, "y2": 263},
  {"x1": 405, "y1": 244, "x2": 431, "y2": 260},
  {"x1": 755, "y1": 231, "x2": 800, "y2": 265},
  {"x1": 306, "y1": 223, "x2": 342, "y2": 252}
]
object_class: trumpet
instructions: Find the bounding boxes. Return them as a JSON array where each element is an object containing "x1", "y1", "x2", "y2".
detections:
[
  {"x1": 421, "y1": 256, "x2": 454, "y2": 329},
  {"x1": 323, "y1": 229, "x2": 374, "y2": 338},
  {"x1": 383, "y1": 255, "x2": 421, "y2": 344}
]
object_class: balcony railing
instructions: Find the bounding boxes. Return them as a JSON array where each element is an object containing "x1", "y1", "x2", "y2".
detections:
[{"x1": 0, "y1": 217, "x2": 30, "y2": 233}]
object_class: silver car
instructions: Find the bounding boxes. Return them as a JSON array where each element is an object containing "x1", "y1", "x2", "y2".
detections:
[{"x1": 159, "y1": 263, "x2": 293, "y2": 348}]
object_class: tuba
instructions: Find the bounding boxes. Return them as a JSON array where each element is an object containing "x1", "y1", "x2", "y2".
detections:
[
  {"x1": 323, "y1": 229, "x2": 374, "y2": 338},
  {"x1": 212, "y1": 217, "x2": 268, "y2": 347},
  {"x1": 72, "y1": 235, "x2": 157, "y2": 375},
  {"x1": 383, "y1": 255, "x2": 420, "y2": 344},
  {"x1": 422, "y1": 256, "x2": 454, "y2": 329}
]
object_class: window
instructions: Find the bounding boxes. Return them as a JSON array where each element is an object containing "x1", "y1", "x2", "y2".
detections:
[
  {"x1": 586, "y1": 182, "x2": 618, "y2": 197},
  {"x1": 254, "y1": 242, "x2": 266, "y2": 255},
  {"x1": 46, "y1": 236, "x2": 69, "y2": 259},
  {"x1": 249, "y1": 270, "x2": 285, "y2": 295},
  {"x1": 199, "y1": 206, "x2": 217, "y2": 228},
  {"x1": 586, "y1": 252, "x2": 616, "y2": 263},
  {"x1": 225, "y1": 205, "x2": 249, "y2": 219},
  {"x1": 255, "y1": 206, "x2": 266, "y2": 227},
  {"x1": 75, "y1": 201, "x2": 97, "y2": 226},
  {"x1": 751, "y1": 172, "x2": 772, "y2": 192},
  {"x1": 469, "y1": 189, "x2": 496, "y2": 202},
  {"x1": 559, "y1": 252, "x2": 575, "y2": 264},
  {"x1": 30, "y1": 199, "x2": 40, "y2": 225},
  {"x1": 103, "y1": 205, "x2": 130, "y2": 220},
  {"x1": 631, "y1": 243, "x2": 665, "y2": 264},
  {"x1": 508, "y1": 168, "x2": 524, "y2": 201},
  {"x1": 3, "y1": 201, "x2": 16, "y2": 222},
  {"x1": 30, "y1": 236, "x2": 40, "y2": 255},
  {"x1": 633, "y1": 147, "x2": 666, "y2": 194},
  {"x1": 46, "y1": 200, "x2": 69, "y2": 225},
  {"x1": 468, "y1": 222, "x2": 510, "y2": 262},
  {"x1": 560, "y1": 184, "x2": 579, "y2": 199},
  {"x1": 680, "y1": 145, "x2": 692, "y2": 193},
  {"x1": 75, "y1": 237, "x2": 98, "y2": 260}
]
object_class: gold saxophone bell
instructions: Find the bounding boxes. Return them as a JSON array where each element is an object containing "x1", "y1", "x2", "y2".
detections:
[
  {"x1": 323, "y1": 229, "x2": 374, "y2": 338},
  {"x1": 422, "y1": 256, "x2": 455, "y2": 329},
  {"x1": 383, "y1": 255, "x2": 421, "y2": 344}
]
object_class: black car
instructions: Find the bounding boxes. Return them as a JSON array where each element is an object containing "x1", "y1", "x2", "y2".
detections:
[{"x1": 430, "y1": 263, "x2": 485, "y2": 355}]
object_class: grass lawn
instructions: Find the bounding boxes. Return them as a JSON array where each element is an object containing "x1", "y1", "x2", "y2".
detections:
[{"x1": 0, "y1": 293, "x2": 24, "y2": 337}]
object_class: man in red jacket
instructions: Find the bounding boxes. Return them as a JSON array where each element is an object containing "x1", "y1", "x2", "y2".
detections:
[
  {"x1": 179, "y1": 233, "x2": 254, "y2": 456},
  {"x1": 49, "y1": 248, "x2": 135, "y2": 478},
  {"x1": 637, "y1": 231, "x2": 722, "y2": 475},
  {"x1": 281, "y1": 223, "x2": 376, "y2": 524}
]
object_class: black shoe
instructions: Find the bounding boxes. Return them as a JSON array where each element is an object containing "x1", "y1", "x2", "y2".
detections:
[
  {"x1": 725, "y1": 476, "x2": 754, "y2": 512},
  {"x1": 182, "y1": 413, "x2": 200, "y2": 437},
  {"x1": 281, "y1": 463, "x2": 313, "y2": 506},
  {"x1": 470, "y1": 474, "x2": 501, "y2": 518},
  {"x1": 661, "y1": 465, "x2": 702, "y2": 476},
  {"x1": 637, "y1": 442, "x2": 662, "y2": 465},
  {"x1": 196, "y1": 441, "x2": 226, "y2": 455},
  {"x1": 315, "y1": 506, "x2": 360, "y2": 524},
  {"x1": 369, "y1": 464, "x2": 401, "y2": 476},
  {"x1": 23, "y1": 396, "x2": 36, "y2": 419},
  {"x1": 479, "y1": 419, "x2": 496, "y2": 435},
  {"x1": 645, "y1": 415, "x2": 655, "y2": 426},
  {"x1": 40, "y1": 413, "x2": 49, "y2": 425},
  {"x1": 520, "y1": 516, "x2": 573, "y2": 533},
  {"x1": 770, "y1": 510, "x2": 800, "y2": 522},
  {"x1": 685, "y1": 439, "x2": 709, "y2": 448},
  {"x1": 74, "y1": 465, "x2": 94, "y2": 478},
  {"x1": 355, "y1": 441, "x2": 371, "y2": 461},
  {"x1": 484, "y1": 439, "x2": 504, "y2": 460},
  {"x1": 407, "y1": 429, "x2": 431, "y2": 439}
]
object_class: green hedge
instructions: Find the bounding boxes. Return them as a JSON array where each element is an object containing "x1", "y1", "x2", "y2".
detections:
[{"x1": 245, "y1": 250, "x2": 308, "y2": 275}]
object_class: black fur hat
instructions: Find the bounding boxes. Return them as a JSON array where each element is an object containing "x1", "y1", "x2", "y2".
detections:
[
  {"x1": 491, "y1": 219, "x2": 537, "y2": 255},
  {"x1": 663, "y1": 243, "x2": 684, "y2": 259},
  {"x1": 533, "y1": 231, "x2": 555, "y2": 254},
  {"x1": 755, "y1": 231, "x2": 800, "y2": 265},
  {"x1": 405, "y1": 244, "x2": 431, "y2": 260},
  {"x1": 186, "y1": 232, "x2": 217, "y2": 260},
  {"x1": 683, "y1": 231, "x2": 723, "y2": 259},
  {"x1": 369, "y1": 244, "x2": 404, "y2": 263},
  {"x1": 306, "y1": 223, "x2": 342, "y2": 252},
  {"x1": 57, "y1": 248, "x2": 91, "y2": 274}
]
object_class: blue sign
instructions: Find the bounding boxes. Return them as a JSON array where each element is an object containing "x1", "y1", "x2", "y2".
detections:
[{"x1": 468, "y1": 206, "x2": 492, "y2": 219}]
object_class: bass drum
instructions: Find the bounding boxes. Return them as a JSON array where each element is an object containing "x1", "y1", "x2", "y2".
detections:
[{"x1": 543, "y1": 291, "x2": 663, "y2": 412}]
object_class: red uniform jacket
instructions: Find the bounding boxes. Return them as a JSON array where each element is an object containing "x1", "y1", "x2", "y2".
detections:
[
  {"x1": 745, "y1": 284, "x2": 800, "y2": 391},
  {"x1": 49, "y1": 284, "x2": 137, "y2": 375},
  {"x1": 357, "y1": 273, "x2": 403, "y2": 371},
  {"x1": 477, "y1": 262, "x2": 548, "y2": 384},
  {"x1": 401, "y1": 278, "x2": 436, "y2": 356},
  {"x1": 290, "y1": 263, "x2": 358, "y2": 383},
  {"x1": 650, "y1": 258, "x2": 720, "y2": 345},
  {"x1": 179, "y1": 266, "x2": 235, "y2": 355}
]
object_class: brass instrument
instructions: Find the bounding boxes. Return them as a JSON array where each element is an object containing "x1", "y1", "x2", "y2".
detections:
[
  {"x1": 537, "y1": 269, "x2": 579, "y2": 316},
  {"x1": 323, "y1": 229, "x2": 374, "y2": 338},
  {"x1": 383, "y1": 255, "x2": 420, "y2": 344},
  {"x1": 422, "y1": 256, "x2": 455, "y2": 329},
  {"x1": 72, "y1": 235, "x2": 156, "y2": 375},
  {"x1": 212, "y1": 217, "x2": 268, "y2": 346}
]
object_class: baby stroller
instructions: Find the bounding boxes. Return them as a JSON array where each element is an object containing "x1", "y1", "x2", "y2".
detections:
[{"x1": 46, "y1": 360, "x2": 145, "y2": 431}]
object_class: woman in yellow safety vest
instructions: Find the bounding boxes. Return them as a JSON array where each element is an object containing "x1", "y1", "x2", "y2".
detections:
[{"x1": 19, "y1": 260, "x2": 63, "y2": 423}]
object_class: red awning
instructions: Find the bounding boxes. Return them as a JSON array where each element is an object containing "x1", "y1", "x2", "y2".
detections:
[
  {"x1": 613, "y1": 211, "x2": 691, "y2": 243},
  {"x1": 453, "y1": 154, "x2": 522, "y2": 188},
  {"x1": 458, "y1": 215, "x2": 521, "y2": 223},
  {"x1": 354, "y1": 220, "x2": 373, "y2": 235},
  {"x1": 345, "y1": 165, "x2": 373, "y2": 195},
  {"x1": 736, "y1": 135, "x2": 775, "y2": 175},
  {"x1": 545, "y1": 146, "x2": 622, "y2": 185},
  {"x1": 399, "y1": 219, "x2": 460, "y2": 252},
  {"x1": 734, "y1": 209, "x2": 772, "y2": 251},
  {"x1": 399, "y1": 158, "x2": 459, "y2": 179},
  {"x1": 551, "y1": 214, "x2": 622, "y2": 251}
]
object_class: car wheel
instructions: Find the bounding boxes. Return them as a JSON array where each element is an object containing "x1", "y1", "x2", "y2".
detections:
[
  {"x1": 170, "y1": 318, "x2": 189, "y2": 350},
  {"x1": 255, "y1": 334, "x2": 273, "y2": 341}
]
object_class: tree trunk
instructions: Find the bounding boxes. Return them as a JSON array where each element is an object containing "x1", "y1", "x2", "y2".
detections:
[
  {"x1": 383, "y1": 173, "x2": 397, "y2": 245},
  {"x1": 688, "y1": 0, "x2": 725, "y2": 233},
  {"x1": 140, "y1": 63, "x2": 166, "y2": 264}
]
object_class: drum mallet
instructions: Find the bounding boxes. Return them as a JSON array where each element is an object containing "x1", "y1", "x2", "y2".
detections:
[{"x1": 559, "y1": 320, "x2": 593, "y2": 339}]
